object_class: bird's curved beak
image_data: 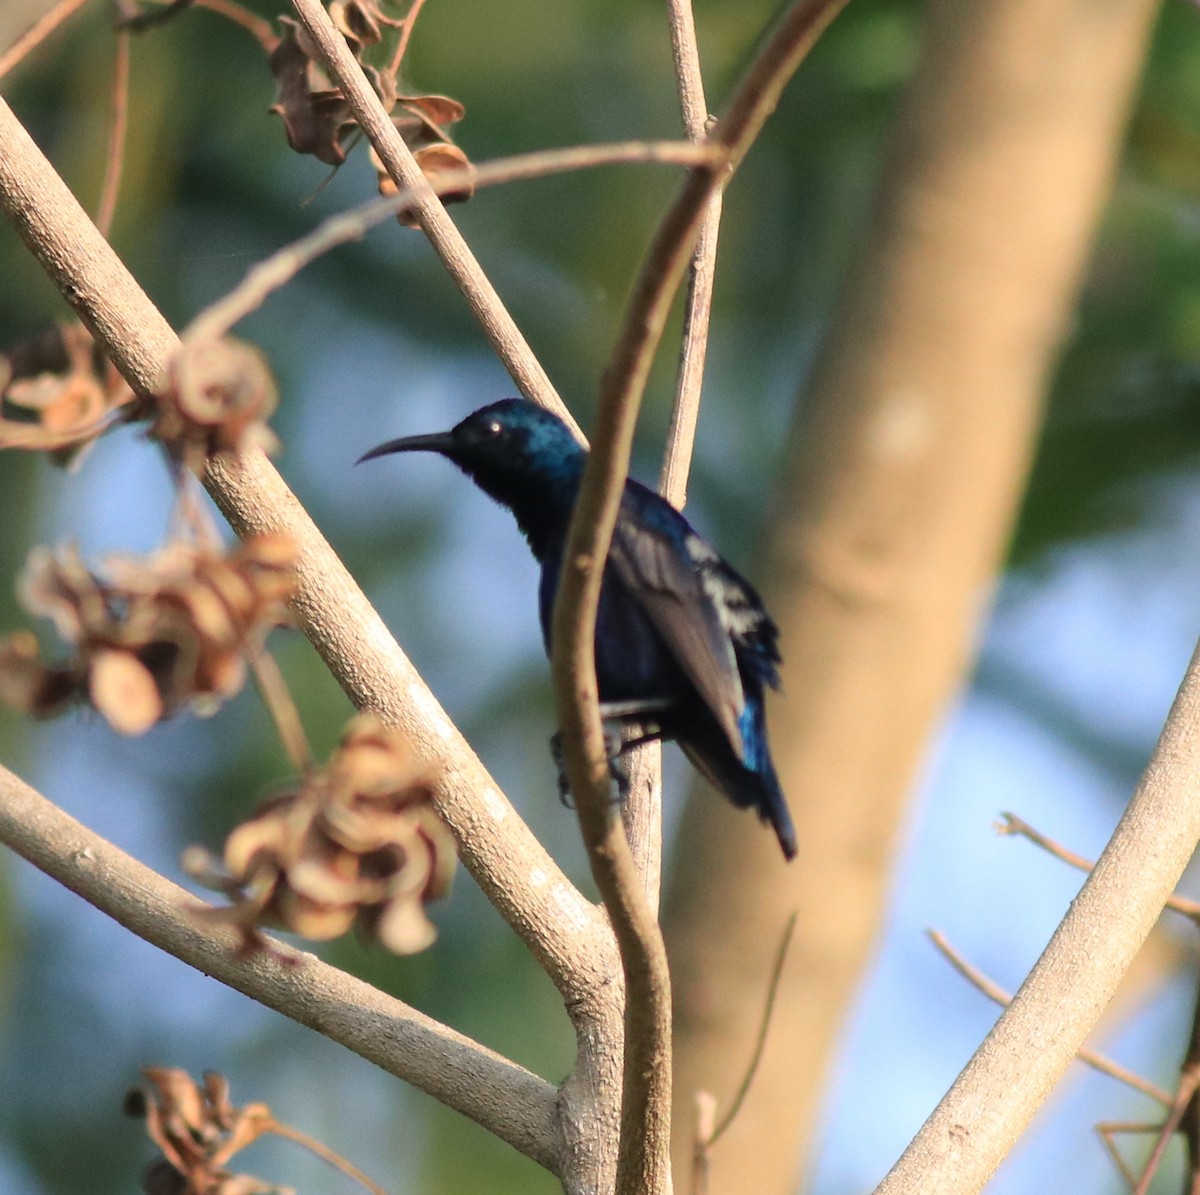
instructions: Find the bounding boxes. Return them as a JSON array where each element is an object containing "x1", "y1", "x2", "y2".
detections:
[{"x1": 356, "y1": 431, "x2": 456, "y2": 465}]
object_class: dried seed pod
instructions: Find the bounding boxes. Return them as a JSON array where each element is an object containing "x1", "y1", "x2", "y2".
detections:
[
  {"x1": 191, "y1": 713, "x2": 455, "y2": 955},
  {"x1": 0, "y1": 536, "x2": 297, "y2": 734},
  {"x1": 152, "y1": 338, "x2": 279, "y2": 467},
  {"x1": 130, "y1": 1069, "x2": 281, "y2": 1195},
  {"x1": 0, "y1": 322, "x2": 133, "y2": 458}
]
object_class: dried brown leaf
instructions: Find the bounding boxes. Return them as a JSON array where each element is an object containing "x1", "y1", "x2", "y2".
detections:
[
  {"x1": 89, "y1": 647, "x2": 162, "y2": 735},
  {"x1": 269, "y1": 18, "x2": 358, "y2": 166},
  {"x1": 328, "y1": 0, "x2": 385, "y2": 53},
  {"x1": 0, "y1": 323, "x2": 133, "y2": 457}
]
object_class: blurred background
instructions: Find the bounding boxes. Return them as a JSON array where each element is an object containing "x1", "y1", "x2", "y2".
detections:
[{"x1": 1, "y1": 0, "x2": 1199, "y2": 1191}]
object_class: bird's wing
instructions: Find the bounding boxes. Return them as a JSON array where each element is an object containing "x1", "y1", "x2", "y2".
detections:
[{"x1": 608, "y1": 488, "x2": 747, "y2": 760}]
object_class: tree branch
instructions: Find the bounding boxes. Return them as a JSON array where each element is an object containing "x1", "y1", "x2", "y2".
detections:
[
  {"x1": 0, "y1": 762, "x2": 561, "y2": 1170},
  {"x1": 878, "y1": 636, "x2": 1200, "y2": 1194},
  {"x1": 289, "y1": 0, "x2": 577, "y2": 436},
  {"x1": 551, "y1": 2, "x2": 850, "y2": 1191},
  {"x1": 0, "y1": 92, "x2": 611, "y2": 1007},
  {"x1": 660, "y1": 0, "x2": 720, "y2": 509},
  {"x1": 185, "y1": 140, "x2": 718, "y2": 345}
]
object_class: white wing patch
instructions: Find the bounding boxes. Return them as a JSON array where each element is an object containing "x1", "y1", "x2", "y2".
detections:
[
  {"x1": 684, "y1": 533, "x2": 719, "y2": 564},
  {"x1": 688, "y1": 534, "x2": 764, "y2": 639}
]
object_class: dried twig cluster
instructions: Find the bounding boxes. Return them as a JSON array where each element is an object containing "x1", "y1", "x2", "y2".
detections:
[
  {"x1": 128, "y1": 1067, "x2": 389, "y2": 1195},
  {"x1": 0, "y1": 322, "x2": 133, "y2": 458},
  {"x1": 187, "y1": 714, "x2": 454, "y2": 956},
  {"x1": 0, "y1": 536, "x2": 296, "y2": 735}
]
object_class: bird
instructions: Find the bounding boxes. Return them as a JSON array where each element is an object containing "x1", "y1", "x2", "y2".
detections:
[{"x1": 358, "y1": 398, "x2": 797, "y2": 860}]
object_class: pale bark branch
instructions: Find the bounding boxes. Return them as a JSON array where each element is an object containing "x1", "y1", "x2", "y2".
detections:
[
  {"x1": 880, "y1": 637, "x2": 1200, "y2": 1193},
  {"x1": 0, "y1": 92, "x2": 611, "y2": 1007},
  {"x1": 660, "y1": 0, "x2": 720, "y2": 509},
  {"x1": 551, "y1": 3, "x2": 850, "y2": 1191},
  {"x1": 613, "y1": 0, "x2": 726, "y2": 913},
  {"x1": 0, "y1": 762, "x2": 561, "y2": 1170},
  {"x1": 289, "y1": 0, "x2": 577, "y2": 436},
  {"x1": 0, "y1": 0, "x2": 91, "y2": 81}
]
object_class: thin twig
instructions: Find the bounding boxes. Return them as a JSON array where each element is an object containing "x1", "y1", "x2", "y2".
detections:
[
  {"x1": 660, "y1": 0, "x2": 721, "y2": 509},
  {"x1": 1131, "y1": 1067, "x2": 1200, "y2": 1195},
  {"x1": 1097, "y1": 1121, "x2": 1154, "y2": 1190},
  {"x1": 184, "y1": 139, "x2": 718, "y2": 345},
  {"x1": 689, "y1": 915, "x2": 799, "y2": 1190},
  {"x1": 115, "y1": 0, "x2": 196, "y2": 32},
  {"x1": 95, "y1": 27, "x2": 130, "y2": 239},
  {"x1": 998, "y1": 812, "x2": 1200, "y2": 920},
  {"x1": 249, "y1": 649, "x2": 313, "y2": 774},
  {"x1": 928, "y1": 930, "x2": 1174, "y2": 1107},
  {"x1": 386, "y1": 0, "x2": 426, "y2": 76},
  {"x1": 0, "y1": 0, "x2": 93, "y2": 81},
  {"x1": 690, "y1": 1091, "x2": 718, "y2": 1195},
  {"x1": 270, "y1": 1119, "x2": 391, "y2": 1195},
  {"x1": 709, "y1": 911, "x2": 799, "y2": 1142},
  {"x1": 290, "y1": 0, "x2": 570, "y2": 430},
  {"x1": 551, "y1": 3, "x2": 850, "y2": 1192},
  {"x1": 193, "y1": 0, "x2": 276, "y2": 50}
]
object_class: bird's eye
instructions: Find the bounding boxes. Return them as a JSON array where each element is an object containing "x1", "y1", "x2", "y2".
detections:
[{"x1": 482, "y1": 420, "x2": 503, "y2": 438}]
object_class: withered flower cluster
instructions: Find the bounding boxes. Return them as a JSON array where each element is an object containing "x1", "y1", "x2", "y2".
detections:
[
  {"x1": 0, "y1": 535, "x2": 296, "y2": 735},
  {"x1": 129, "y1": 1068, "x2": 283, "y2": 1195},
  {"x1": 151, "y1": 338, "x2": 280, "y2": 469},
  {"x1": 189, "y1": 714, "x2": 455, "y2": 956},
  {"x1": 269, "y1": 0, "x2": 474, "y2": 216},
  {"x1": 0, "y1": 322, "x2": 134, "y2": 460}
]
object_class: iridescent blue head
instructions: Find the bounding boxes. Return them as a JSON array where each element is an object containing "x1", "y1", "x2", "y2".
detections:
[{"x1": 358, "y1": 399, "x2": 587, "y2": 556}]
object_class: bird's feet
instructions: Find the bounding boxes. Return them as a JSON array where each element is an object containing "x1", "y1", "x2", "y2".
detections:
[
  {"x1": 549, "y1": 725, "x2": 628, "y2": 807},
  {"x1": 550, "y1": 700, "x2": 669, "y2": 806}
]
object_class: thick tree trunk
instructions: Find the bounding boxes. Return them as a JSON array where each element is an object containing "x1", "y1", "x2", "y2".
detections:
[{"x1": 663, "y1": 0, "x2": 1162, "y2": 1190}]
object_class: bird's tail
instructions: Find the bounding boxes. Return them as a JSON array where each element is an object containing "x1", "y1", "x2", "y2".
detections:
[
  {"x1": 680, "y1": 731, "x2": 797, "y2": 861},
  {"x1": 753, "y1": 756, "x2": 797, "y2": 861}
]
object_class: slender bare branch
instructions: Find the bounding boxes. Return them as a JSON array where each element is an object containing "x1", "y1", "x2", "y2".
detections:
[
  {"x1": 998, "y1": 812, "x2": 1200, "y2": 921},
  {"x1": 927, "y1": 930, "x2": 1173, "y2": 1107},
  {"x1": 1131, "y1": 1069, "x2": 1200, "y2": 1195},
  {"x1": 661, "y1": 0, "x2": 720, "y2": 509},
  {"x1": 878, "y1": 637, "x2": 1200, "y2": 1194},
  {"x1": 95, "y1": 27, "x2": 130, "y2": 238},
  {"x1": 249, "y1": 649, "x2": 313, "y2": 774},
  {"x1": 1097, "y1": 1121, "x2": 1151, "y2": 1190},
  {"x1": 551, "y1": 2, "x2": 850, "y2": 1191},
  {"x1": 0, "y1": 762, "x2": 561, "y2": 1170},
  {"x1": 709, "y1": 912, "x2": 799, "y2": 1142},
  {"x1": 0, "y1": 0, "x2": 92, "y2": 81},
  {"x1": 289, "y1": 0, "x2": 575, "y2": 434},
  {"x1": 115, "y1": 0, "x2": 198, "y2": 32},
  {"x1": 266, "y1": 1120, "x2": 392, "y2": 1195},
  {"x1": 386, "y1": 0, "x2": 426, "y2": 76},
  {"x1": 185, "y1": 140, "x2": 719, "y2": 346},
  {"x1": 0, "y1": 92, "x2": 611, "y2": 1007},
  {"x1": 192, "y1": 0, "x2": 276, "y2": 50},
  {"x1": 620, "y1": 0, "x2": 727, "y2": 908}
]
